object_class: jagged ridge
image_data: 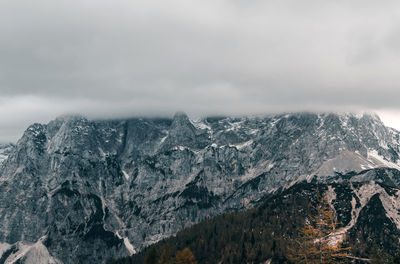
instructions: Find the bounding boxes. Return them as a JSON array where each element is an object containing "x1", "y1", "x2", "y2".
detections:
[{"x1": 1, "y1": 112, "x2": 400, "y2": 263}]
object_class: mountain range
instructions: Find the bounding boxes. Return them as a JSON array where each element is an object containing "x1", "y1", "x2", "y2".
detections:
[{"x1": 1, "y1": 112, "x2": 400, "y2": 263}]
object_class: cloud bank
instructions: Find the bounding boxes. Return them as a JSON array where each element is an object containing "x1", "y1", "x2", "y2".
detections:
[{"x1": 2, "y1": 0, "x2": 400, "y2": 141}]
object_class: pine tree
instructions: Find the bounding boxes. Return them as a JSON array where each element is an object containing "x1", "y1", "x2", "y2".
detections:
[
  {"x1": 288, "y1": 192, "x2": 351, "y2": 263},
  {"x1": 175, "y1": 248, "x2": 198, "y2": 264},
  {"x1": 158, "y1": 245, "x2": 172, "y2": 264},
  {"x1": 145, "y1": 247, "x2": 158, "y2": 264}
]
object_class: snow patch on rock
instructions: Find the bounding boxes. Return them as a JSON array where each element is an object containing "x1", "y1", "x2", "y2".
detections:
[
  {"x1": 189, "y1": 118, "x2": 211, "y2": 131},
  {"x1": 123, "y1": 238, "x2": 136, "y2": 255},
  {"x1": 327, "y1": 181, "x2": 400, "y2": 246},
  {"x1": 367, "y1": 150, "x2": 400, "y2": 170},
  {"x1": 122, "y1": 170, "x2": 130, "y2": 180}
]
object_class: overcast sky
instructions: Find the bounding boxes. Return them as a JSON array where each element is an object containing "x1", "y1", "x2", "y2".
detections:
[{"x1": 1, "y1": 0, "x2": 400, "y2": 142}]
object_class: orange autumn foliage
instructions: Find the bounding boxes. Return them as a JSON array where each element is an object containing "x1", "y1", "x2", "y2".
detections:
[
  {"x1": 175, "y1": 248, "x2": 198, "y2": 264},
  {"x1": 289, "y1": 193, "x2": 351, "y2": 264}
]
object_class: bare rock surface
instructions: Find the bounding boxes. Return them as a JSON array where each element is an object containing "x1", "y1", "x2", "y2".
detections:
[{"x1": 1, "y1": 112, "x2": 400, "y2": 263}]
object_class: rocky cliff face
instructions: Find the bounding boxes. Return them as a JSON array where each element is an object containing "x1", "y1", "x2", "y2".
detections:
[
  {"x1": 0, "y1": 144, "x2": 14, "y2": 165},
  {"x1": 1, "y1": 112, "x2": 400, "y2": 263}
]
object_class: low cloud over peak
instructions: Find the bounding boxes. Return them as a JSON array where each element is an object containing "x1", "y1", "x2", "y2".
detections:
[{"x1": 2, "y1": 0, "x2": 400, "y2": 141}]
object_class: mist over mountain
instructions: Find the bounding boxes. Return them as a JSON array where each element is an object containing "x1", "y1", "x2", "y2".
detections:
[{"x1": 1, "y1": 112, "x2": 400, "y2": 263}]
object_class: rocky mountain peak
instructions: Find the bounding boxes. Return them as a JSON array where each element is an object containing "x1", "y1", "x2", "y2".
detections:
[
  {"x1": 24, "y1": 123, "x2": 47, "y2": 137},
  {"x1": 160, "y1": 112, "x2": 209, "y2": 150},
  {"x1": 170, "y1": 112, "x2": 196, "y2": 135},
  {"x1": 1, "y1": 111, "x2": 400, "y2": 263},
  {"x1": 172, "y1": 111, "x2": 191, "y2": 124}
]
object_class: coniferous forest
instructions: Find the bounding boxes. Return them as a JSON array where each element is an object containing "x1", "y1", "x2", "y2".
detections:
[{"x1": 108, "y1": 182, "x2": 400, "y2": 264}]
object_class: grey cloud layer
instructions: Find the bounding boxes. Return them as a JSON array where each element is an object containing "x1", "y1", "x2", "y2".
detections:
[{"x1": 1, "y1": 0, "x2": 400, "y2": 141}]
